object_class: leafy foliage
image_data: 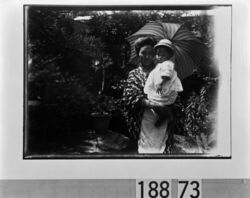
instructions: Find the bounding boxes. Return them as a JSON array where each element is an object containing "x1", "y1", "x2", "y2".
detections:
[
  {"x1": 28, "y1": 8, "x2": 105, "y2": 114},
  {"x1": 174, "y1": 75, "x2": 218, "y2": 152},
  {"x1": 90, "y1": 95, "x2": 120, "y2": 116}
]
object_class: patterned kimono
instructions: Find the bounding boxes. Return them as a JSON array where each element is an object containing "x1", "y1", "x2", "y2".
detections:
[{"x1": 123, "y1": 66, "x2": 149, "y2": 140}]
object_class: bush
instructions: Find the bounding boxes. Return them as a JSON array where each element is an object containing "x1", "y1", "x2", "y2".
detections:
[{"x1": 174, "y1": 75, "x2": 218, "y2": 152}]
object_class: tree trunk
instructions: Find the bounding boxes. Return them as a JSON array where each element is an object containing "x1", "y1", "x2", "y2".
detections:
[{"x1": 100, "y1": 65, "x2": 105, "y2": 94}]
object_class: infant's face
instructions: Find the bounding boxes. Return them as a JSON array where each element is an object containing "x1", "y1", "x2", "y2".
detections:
[{"x1": 155, "y1": 47, "x2": 172, "y2": 63}]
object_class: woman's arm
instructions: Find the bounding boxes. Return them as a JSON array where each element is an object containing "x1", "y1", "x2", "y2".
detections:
[
  {"x1": 139, "y1": 98, "x2": 156, "y2": 108},
  {"x1": 139, "y1": 97, "x2": 171, "y2": 108}
]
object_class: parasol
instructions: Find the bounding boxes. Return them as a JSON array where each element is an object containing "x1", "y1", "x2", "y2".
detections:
[{"x1": 126, "y1": 21, "x2": 206, "y2": 80}]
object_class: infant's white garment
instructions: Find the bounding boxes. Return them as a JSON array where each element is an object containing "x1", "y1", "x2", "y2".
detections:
[{"x1": 144, "y1": 60, "x2": 183, "y2": 105}]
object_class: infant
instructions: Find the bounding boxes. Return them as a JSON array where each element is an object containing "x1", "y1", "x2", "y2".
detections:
[{"x1": 144, "y1": 39, "x2": 183, "y2": 127}]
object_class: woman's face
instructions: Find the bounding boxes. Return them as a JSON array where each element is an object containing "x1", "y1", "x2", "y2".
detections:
[{"x1": 138, "y1": 45, "x2": 154, "y2": 68}]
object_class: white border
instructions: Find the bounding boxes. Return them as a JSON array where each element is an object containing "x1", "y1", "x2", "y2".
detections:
[{"x1": 0, "y1": 0, "x2": 250, "y2": 179}]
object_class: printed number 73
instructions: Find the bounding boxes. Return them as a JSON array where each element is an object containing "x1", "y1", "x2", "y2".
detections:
[{"x1": 178, "y1": 180, "x2": 201, "y2": 198}]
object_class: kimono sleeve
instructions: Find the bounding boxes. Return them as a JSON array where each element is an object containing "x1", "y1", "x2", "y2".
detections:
[{"x1": 123, "y1": 70, "x2": 145, "y2": 109}]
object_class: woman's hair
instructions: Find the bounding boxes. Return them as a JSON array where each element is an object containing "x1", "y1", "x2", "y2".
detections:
[{"x1": 134, "y1": 37, "x2": 156, "y2": 56}]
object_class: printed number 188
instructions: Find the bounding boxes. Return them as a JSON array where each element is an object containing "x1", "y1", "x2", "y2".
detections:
[{"x1": 136, "y1": 180, "x2": 171, "y2": 198}]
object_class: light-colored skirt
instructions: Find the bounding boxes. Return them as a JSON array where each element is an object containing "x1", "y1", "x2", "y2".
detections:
[{"x1": 138, "y1": 108, "x2": 169, "y2": 153}]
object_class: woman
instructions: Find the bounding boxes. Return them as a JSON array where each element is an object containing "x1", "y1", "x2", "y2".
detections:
[{"x1": 123, "y1": 37, "x2": 174, "y2": 153}]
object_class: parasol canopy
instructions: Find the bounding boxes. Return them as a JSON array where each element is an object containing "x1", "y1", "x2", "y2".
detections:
[{"x1": 126, "y1": 21, "x2": 206, "y2": 80}]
